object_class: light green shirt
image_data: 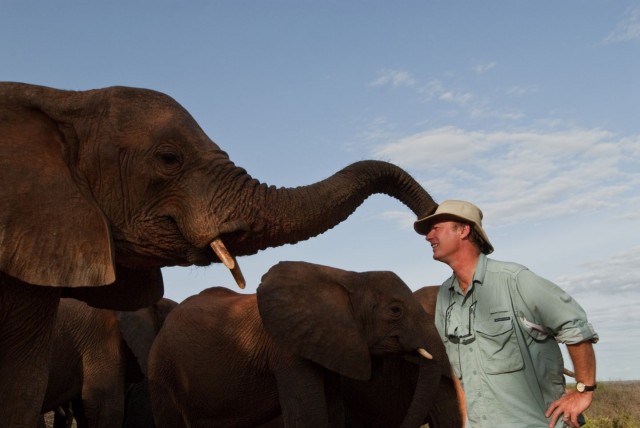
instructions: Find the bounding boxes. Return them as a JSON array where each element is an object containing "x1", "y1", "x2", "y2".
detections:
[{"x1": 434, "y1": 254, "x2": 598, "y2": 428}]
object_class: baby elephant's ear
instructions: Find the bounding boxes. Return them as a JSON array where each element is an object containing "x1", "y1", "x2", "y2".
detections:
[
  {"x1": 0, "y1": 107, "x2": 114, "y2": 287},
  {"x1": 257, "y1": 261, "x2": 372, "y2": 381}
]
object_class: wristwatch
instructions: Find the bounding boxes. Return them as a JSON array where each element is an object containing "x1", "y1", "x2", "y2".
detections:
[{"x1": 576, "y1": 381, "x2": 597, "y2": 392}]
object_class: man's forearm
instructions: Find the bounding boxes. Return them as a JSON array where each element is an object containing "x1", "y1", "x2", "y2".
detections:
[{"x1": 566, "y1": 341, "x2": 596, "y2": 386}]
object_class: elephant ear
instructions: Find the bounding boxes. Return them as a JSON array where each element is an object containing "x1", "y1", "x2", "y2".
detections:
[
  {"x1": 257, "y1": 261, "x2": 372, "y2": 381},
  {"x1": 0, "y1": 107, "x2": 115, "y2": 286},
  {"x1": 153, "y1": 298, "x2": 179, "y2": 327},
  {"x1": 117, "y1": 305, "x2": 157, "y2": 377},
  {"x1": 116, "y1": 297, "x2": 178, "y2": 377}
]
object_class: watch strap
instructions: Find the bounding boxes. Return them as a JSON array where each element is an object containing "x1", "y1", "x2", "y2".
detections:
[{"x1": 577, "y1": 382, "x2": 597, "y2": 392}]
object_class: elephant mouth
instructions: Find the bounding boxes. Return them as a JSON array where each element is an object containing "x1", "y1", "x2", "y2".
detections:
[
  {"x1": 151, "y1": 216, "x2": 248, "y2": 289},
  {"x1": 371, "y1": 336, "x2": 433, "y2": 361}
]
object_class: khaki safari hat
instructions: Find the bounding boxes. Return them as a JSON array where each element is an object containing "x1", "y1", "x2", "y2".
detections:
[{"x1": 414, "y1": 200, "x2": 494, "y2": 254}]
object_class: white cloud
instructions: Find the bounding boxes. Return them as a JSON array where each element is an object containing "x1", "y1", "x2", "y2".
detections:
[
  {"x1": 439, "y1": 90, "x2": 474, "y2": 106},
  {"x1": 604, "y1": 5, "x2": 640, "y2": 43},
  {"x1": 380, "y1": 210, "x2": 416, "y2": 229},
  {"x1": 371, "y1": 126, "x2": 640, "y2": 226},
  {"x1": 506, "y1": 85, "x2": 539, "y2": 97},
  {"x1": 420, "y1": 80, "x2": 474, "y2": 106},
  {"x1": 420, "y1": 79, "x2": 446, "y2": 101},
  {"x1": 474, "y1": 61, "x2": 496, "y2": 74},
  {"x1": 556, "y1": 247, "x2": 640, "y2": 294},
  {"x1": 369, "y1": 69, "x2": 416, "y2": 87},
  {"x1": 372, "y1": 126, "x2": 495, "y2": 165}
]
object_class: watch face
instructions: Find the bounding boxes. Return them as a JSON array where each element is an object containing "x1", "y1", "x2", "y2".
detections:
[{"x1": 577, "y1": 382, "x2": 585, "y2": 392}]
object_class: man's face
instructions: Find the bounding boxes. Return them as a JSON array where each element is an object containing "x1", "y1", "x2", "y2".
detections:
[{"x1": 425, "y1": 220, "x2": 465, "y2": 263}]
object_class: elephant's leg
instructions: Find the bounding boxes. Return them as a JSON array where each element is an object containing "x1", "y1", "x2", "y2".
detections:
[
  {"x1": 148, "y1": 379, "x2": 188, "y2": 428},
  {"x1": 123, "y1": 381, "x2": 155, "y2": 428},
  {"x1": 274, "y1": 360, "x2": 331, "y2": 428},
  {"x1": 79, "y1": 350, "x2": 127, "y2": 427},
  {"x1": 0, "y1": 280, "x2": 60, "y2": 428},
  {"x1": 52, "y1": 403, "x2": 74, "y2": 428},
  {"x1": 80, "y1": 392, "x2": 124, "y2": 428}
]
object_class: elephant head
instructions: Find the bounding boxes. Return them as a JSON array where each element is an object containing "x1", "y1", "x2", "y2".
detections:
[
  {"x1": 0, "y1": 82, "x2": 437, "y2": 308},
  {"x1": 326, "y1": 284, "x2": 461, "y2": 427},
  {"x1": 257, "y1": 261, "x2": 454, "y2": 427},
  {"x1": 258, "y1": 263, "x2": 458, "y2": 427},
  {"x1": 257, "y1": 261, "x2": 436, "y2": 382}
]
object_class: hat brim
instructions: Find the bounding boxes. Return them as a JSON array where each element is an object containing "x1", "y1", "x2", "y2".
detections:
[{"x1": 414, "y1": 213, "x2": 468, "y2": 235}]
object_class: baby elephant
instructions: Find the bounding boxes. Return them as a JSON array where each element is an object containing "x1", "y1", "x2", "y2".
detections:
[{"x1": 148, "y1": 261, "x2": 456, "y2": 428}]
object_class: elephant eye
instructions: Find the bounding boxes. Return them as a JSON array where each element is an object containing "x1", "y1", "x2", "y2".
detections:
[
  {"x1": 155, "y1": 147, "x2": 183, "y2": 172},
  {"x1": 388, "y1": 304, "x2": 403, "y2": 319},
  {"x1": 159, "y1": 152, "x2": 180, "y2": 166}
]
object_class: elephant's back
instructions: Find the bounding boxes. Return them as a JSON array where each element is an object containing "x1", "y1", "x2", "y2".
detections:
[
  {"x1": 148, "y1": 286, "x2": 280, "y2": 425},
  {"x1": 175, "y1": 286, "x2": 257, "y2": 323}
]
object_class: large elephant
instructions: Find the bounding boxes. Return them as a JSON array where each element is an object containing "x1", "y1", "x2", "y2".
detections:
[
  {"x1": 0, "y1": 82, "x2": 437, "y2": 426},
  {"x1": 40, "y1": 297, "x2": 177, "y2": 428},
  {"x1": 148, "y1": 261, "x2": 456, "y2": 428}
]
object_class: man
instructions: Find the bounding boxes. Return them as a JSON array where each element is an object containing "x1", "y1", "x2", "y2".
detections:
[{"x1": 414, "y1": 200, "x2": 598, "y2": 428}]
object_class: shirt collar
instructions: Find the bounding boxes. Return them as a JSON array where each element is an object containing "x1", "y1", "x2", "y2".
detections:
[
  {"x1": 473, "y1": 253, "x2": 488, "y2": 286},
  {"x1": 446, "y1": 253, "x2": 488, "y2": 294}
]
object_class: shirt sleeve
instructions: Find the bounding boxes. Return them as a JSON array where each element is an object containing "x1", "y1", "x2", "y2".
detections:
[{"x1": 513, "y1": 269, "x2": 599, "y2": 345}]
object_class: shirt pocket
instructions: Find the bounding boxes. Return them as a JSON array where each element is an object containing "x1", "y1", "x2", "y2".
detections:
[{"x1": 475, "y1": 310, "x2": 524, "y2": 375}]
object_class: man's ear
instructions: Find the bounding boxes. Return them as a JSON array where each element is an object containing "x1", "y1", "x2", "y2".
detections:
[{"x1": 459, "y1": 223, "x2": 472, "y2": 240}]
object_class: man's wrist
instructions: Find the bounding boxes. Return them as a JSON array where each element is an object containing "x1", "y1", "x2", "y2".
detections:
[{"x1": 576, "y1": 381, "x2": 597, "y2": 392}]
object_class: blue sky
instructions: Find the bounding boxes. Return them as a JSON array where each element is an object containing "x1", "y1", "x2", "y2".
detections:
[{"x1": 2, "y1": 2, "x2": 639, "y2": 381}]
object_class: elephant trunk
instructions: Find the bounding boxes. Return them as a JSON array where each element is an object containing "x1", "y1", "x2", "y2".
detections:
[
  {"x1": 423, "y1": 373, "x2": 465, "y2": 428},
  {"x1": 400, "y1": 363, "x2": 442, "y2": 428},
  {"x1": 217, "y1": 159, "x2": 437, "y2": 257},
  {"x1": 206, "y1": 159, "x2": 436, "y2": 288}
]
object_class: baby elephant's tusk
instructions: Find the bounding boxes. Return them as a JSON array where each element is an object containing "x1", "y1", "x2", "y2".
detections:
[{"x1": 417, "y1": 348, "x2": 433, "y2": 360}]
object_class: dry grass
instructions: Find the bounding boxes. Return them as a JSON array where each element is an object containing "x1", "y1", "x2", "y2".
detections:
[{"x1": 579, "y1": 381, "x2": 640, "y2": 428}]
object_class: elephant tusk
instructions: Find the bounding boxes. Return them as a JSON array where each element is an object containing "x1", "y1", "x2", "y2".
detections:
[
  {"x1": 229, "y1": 262, "x2": 246, "y2": 290},
  {"x1": 210, "y1": 238, "x2": 235, "y2": 269},
  {"x1": 209, "y1": 238, "x2": 246, "y2": 289},
  {"x1": 417, "y1": 348, "x2": 433, "y2": 360}
]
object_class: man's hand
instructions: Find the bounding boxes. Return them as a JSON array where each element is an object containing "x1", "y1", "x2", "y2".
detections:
[{"x1": 545, "y1": 389, "x2": 592, "y2": 427}]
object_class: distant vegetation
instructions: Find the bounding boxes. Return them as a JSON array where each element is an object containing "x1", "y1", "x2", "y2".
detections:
[{"x1": 580, "y1": 381, "x2": 640, "y2": 427}]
